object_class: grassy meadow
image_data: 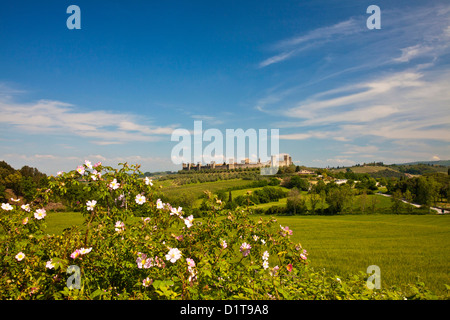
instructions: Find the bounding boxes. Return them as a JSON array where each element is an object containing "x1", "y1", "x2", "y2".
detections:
[
  {"x1": 276, "y1": 214, "x2": 450, "y2": 296},
  {"x1": 157, "y1": 178, "x2": 252, "y2": 207},
  {"x1": 156, "y1": 178, "x2": 251, "y2": 198},
  {"x1": 45, "y1": 210, "x2": 450, "y2": 296}
]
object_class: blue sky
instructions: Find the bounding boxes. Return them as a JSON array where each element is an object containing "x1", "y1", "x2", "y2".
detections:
[{"x1": 1, "y1": 0, "x2": 449, "y2": 174}]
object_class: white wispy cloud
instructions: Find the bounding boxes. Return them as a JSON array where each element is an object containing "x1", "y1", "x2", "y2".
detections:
[
  {"x1": 278, "y1": 69, "x2": 450, "y2": 142},
  {"x1": 259, "y1": 18, "x2": 361, "y2": 68},
  {"x1": 259, "y1": 50, "x2": 297, "y2": 68},
  {"x1": 0, "y1": 97, "x2": 178, "y2": 145},
  {"x1": 392, "y1": 44, "x2": 435, "y2": 63},
  {"x1": 277, "y1": 19, "x2": 359, "y2": 49},
  {"x1": 259, "y1": 3, "x2": 450, "y2": 72},
  {"x1": 283, "y1": 71, "x2": 423, "y2": 122},
  {"x1": 256, "y1": 2, "x2": 450, "y2": 167}
]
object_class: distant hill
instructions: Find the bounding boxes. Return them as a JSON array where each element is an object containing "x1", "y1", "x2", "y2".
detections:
[
  {"x1": 331, "y1": 165, "x2": 406, "y2": 178},
  {"x1": 392, "y1": 160, "x2": 450, "y2": 166},
  {"x1": 330, "y1": 160, "x2": 449, "y2": 178},
  {"x1": 388, "y1": 161, "x2": 449, "y2": 175}
]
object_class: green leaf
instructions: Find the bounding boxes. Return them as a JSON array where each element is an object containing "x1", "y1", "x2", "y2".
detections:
[
  {"x1": 90, "y1": 288, "x2": 106, "y2": 300},
  {"x1": 162, "y1": 280, "x2": 174, "y2": 287}
]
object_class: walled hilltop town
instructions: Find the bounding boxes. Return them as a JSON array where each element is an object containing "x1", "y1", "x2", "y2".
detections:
[{"x1": 182, "y1": 154, "x2": 293, "y2": 171}]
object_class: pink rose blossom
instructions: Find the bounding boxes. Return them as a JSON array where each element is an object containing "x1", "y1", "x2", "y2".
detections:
[
  {"x1": 34, "y1": 208, "x2": 46, "y2": 220},
  {"x1": 76, "y1": 166, "x2": 85, "y2": 175},
  {"x1": 142, "y1": 277, "x2": 153, "y2": 287},
  {"x1": 240, "y1": 242, "x2": 251, "y2": 257},
  {"x1": 70, "y1": 249, "x2": 81, "y2": 259},
  {"x1": 93, "y1": 161, "x2": 102, "y2": 168},
  {"x1": 85, "y1": 160, "x2": 93, "y2": 169},
  {"x1": 186, "y1": 258, "x2": 196, "y2": 268},
  {"x1": 15, "y1": 252, "x2": 25, "y2": 261}
]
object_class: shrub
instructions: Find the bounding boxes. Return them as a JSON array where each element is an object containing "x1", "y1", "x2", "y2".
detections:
[
  {"x1": 265, "y1": 205, "x2": 288, "y2": 216},
  {"x1": 0, "y1": 162, "x2": 310, "y2": 299},
  {"x1": 326, "y1": 186, "x2": 353, "y2": 214},
  {"x1": 0, "y1": 162, "x2": 445, "y2": 300},
  {"x1": 286, "y1": 197, "x2": 308, "y2": 215},
  {"x1": 283, "y1": 176, "x2": 309, "y2": 191},
  {"x1": 250, "y1": 186, "x2": 288, "y2": 204}
]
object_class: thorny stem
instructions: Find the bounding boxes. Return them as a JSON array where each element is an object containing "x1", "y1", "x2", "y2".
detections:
[
  {"x1": 84, "y1": 209, "x2": 96, "y2": 246},
  {"x1": 213, "y1": 247, "x2": 224, "y2": 265},
  {"x1": 277, "y1": 255, "x2": 283, "y2": 286},
  {"x1": 178, "y1": 271, "x2": 190, "y2": 300}
]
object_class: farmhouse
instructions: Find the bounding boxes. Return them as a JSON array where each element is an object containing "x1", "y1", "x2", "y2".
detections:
[
  {"x1": 335, "y1": 179, "x2": 348, "y2": 185},
  {"x1": 182, "y1": 154, "x2": 293, "y2": 171},
  {"x1": 297, "y1": 169, "x2": 315, "y2": 175}
]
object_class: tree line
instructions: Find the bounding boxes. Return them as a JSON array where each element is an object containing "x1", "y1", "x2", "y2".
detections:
[
  {"x1": 386, "y1": 173, "x2": 450, "y2": 210},
  {"x1": 0, "y1": 161, "x2": 48, "y2": 202}
]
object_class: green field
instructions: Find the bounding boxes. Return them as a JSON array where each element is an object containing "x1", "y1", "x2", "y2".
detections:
[
  {"x1": 274, "y1": 214, "x2": 450, "y2": 296},
  {"x1": 159, "y1": 179, "x2": 251, "y2": 199},
  {"x1": 230, "y1": 186, "x2": 290, "y2": 197},
  {"x1": 45, "y1": 211, "x2": 86, "y2": 235},
  {"x1": 45, "y1": 211, "x2": 450, "y2": 296},
  {"x1": 155, "y1": 180, "x2": 402, "y2": 213},
  {"x1": 156, "y1": 178, "x2": 254, "y2": 208},
  {"x1": 253, "y1": 198, "x2": 287, "y2": 210}
]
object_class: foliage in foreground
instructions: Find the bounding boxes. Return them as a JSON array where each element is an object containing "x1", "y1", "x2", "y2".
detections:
[{"x1": 0, "y1": 162, "x2": 447, "y2": 300}]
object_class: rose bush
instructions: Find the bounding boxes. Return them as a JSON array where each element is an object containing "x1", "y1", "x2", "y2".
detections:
[{"x1": 0, "y1": 162, "x2": 446, "y2": 300}]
